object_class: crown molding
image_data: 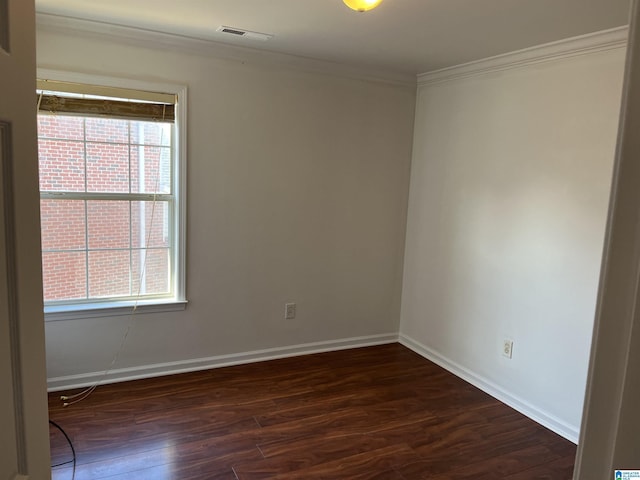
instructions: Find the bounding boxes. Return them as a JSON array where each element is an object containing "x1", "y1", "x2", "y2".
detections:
[
  {"x1": 418, "y1": 26, "x2": 629, "y2": 87},
  {"x1": 35, "y1": 13, "x2": 416, "y2": 89}
]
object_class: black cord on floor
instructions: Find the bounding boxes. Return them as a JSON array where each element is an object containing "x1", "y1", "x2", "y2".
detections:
[{"x1": 49, "y1": 419, "x2": 76, "y2": 475}]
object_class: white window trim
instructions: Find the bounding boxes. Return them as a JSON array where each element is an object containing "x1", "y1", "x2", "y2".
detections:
[
  {"x1": 38, "y1": 69, "x2": 188, "y2": 321},
  {"x1": 44, "y1": 300, "x2": 188, "y2": 321}
]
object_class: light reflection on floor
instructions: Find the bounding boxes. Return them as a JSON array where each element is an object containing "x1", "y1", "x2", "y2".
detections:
[{"x1": 51, "y1": 439, "x2": 176, "y2": 480}]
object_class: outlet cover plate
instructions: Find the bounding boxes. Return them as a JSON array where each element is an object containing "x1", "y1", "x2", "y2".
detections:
[
  {"x1": 285, "y1": 303, "x2": 296, "y2": 320},
  {"x1": 503, "y1": 339, "x2": 514, "y2": 359}
]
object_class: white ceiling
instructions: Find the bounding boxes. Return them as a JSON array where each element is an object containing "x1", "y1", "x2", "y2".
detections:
[{"x1": 35, "y1": 0, "x2": 631, "y2": 75}]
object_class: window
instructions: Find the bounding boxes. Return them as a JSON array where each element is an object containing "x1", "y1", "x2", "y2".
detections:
[{"x1": 37, "y1": 77, "x2": 186, "y2": 319}]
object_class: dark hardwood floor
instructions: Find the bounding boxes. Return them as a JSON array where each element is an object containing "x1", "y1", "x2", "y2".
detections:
[{"x1": 48, "y1": 344, "x2": 576, "y2": 479}]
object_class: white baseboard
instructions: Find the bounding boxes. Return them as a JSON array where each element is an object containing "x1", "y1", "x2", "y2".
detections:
[
  {"x1": 47, "y1": 333, "x2": 398, "y2": 392},
  {"x1": 399, "y1": 334, "x2": 580, "y2": 444},
  {"x1": 47, "y1": 331, "x2": 580, "y2": 444}
]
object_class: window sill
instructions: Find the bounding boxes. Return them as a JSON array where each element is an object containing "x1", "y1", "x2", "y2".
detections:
[{"x1": 44, "y1": 299, "x2": 188, "y2": 322}]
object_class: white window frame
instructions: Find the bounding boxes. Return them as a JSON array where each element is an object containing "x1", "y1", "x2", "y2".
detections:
[{"x1": 38, "y1": 69, "x2": 187, "y2": 321}]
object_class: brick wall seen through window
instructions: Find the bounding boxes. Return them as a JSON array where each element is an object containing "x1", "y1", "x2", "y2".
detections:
[{"x1": 38, "y1": 113, "x2": 174, "y2": 304}]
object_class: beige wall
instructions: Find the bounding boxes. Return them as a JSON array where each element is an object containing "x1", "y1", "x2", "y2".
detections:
[
  {"x1": 400, "y1": 47, "x2": 625, "y2": 440},
  {"x1": 37, "y1": 23, "x2": 415, "y2": 385}
]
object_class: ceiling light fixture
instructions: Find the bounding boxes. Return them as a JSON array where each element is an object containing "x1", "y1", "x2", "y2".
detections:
[{"x1": 343, "y1": 0, "x2": 383, "y2": 12}]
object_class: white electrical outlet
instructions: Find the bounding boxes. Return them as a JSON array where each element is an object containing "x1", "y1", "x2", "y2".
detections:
[
  {"x1": 503, "y1": 339, "x2": 514, "y2": 359},
  {"x1": 285, "y1": 303, "x2": 296, "y2": 320}
]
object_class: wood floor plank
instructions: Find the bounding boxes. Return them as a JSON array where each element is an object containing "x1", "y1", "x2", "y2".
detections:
[
  {"x1": 423, "y1": 444, "x2": 562, "y2": 479},
  {"x1": 504, "y1": 454, "x2": 577, "y2": 479},
  {"x1": 49, "y1": 344, "x2": 576, "y2": 479},
  {"x1": 234, "y1": 444, "x2": 418, "y2": 480},
  {"x1": 233, "y1": 433, "x2": 398, "y2": 477}
]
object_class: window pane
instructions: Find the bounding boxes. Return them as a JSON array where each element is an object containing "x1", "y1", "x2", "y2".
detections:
[
  {"x1": 130, "y1": 145, "x2": 171, "y2": 194},
  {"x1": 85, "y1": 117, "x2": 128, "y2": 143},
  {"x1": 40, "y1": 199, "x2": 86, "y2": 250},
  {"x1": 87, "y1": 201, "x2": 130, "y2": 249},
  {"x1": 86, "y1": 143, "x2": 130, "y2": 193},
  {"x1": 131, "y1": 121, "x2": 171, "y2": 146},
  {"x1": 42, "y1": 251, "x2": 87, "y2": 302},
  {"x1": 131, "y1": 201, "x2": 170, "y2": 248},
  {"x1": 37, "y1": 115, "x2": 84, "y2": 141},
  {"x1": 38, "y1": 139, "x2": 85, "y2": 192},
  {"x1": 88, "y1": 250, "x2": 131, "y2": 298},
  {"x1": 132, "y1": 248, "x2": 170, "y2": 295}
]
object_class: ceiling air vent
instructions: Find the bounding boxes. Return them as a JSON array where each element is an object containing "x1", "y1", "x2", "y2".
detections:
[{"x1": 216, "y1": 26, "x2": 273, "y2": 42}]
